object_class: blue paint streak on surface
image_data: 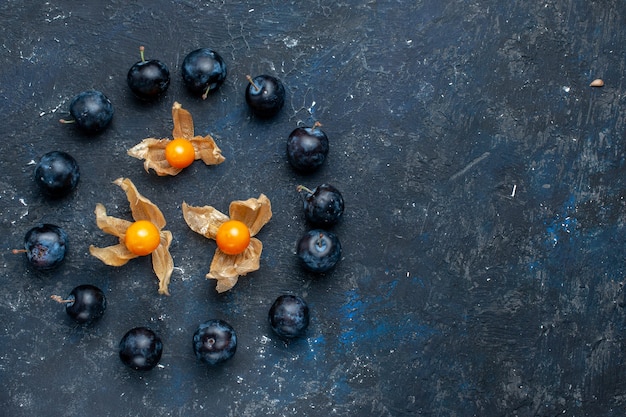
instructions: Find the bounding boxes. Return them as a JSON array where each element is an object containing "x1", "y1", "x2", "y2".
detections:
[
  {"x1": 330, "y1": 377, "x2": 353, "y2": 405},
  {"x1": 304, "y1": 334, "x2": 326, "y2": 363},
  {"x1": 337, "y1": 283, "x2": 437, "y2": 355},
  {"x1": 544, "y1": 194, "x2": 578, "y2": 248},
  {"x1": 528, "y1": 260, "x2": 541, "y2": 272}
]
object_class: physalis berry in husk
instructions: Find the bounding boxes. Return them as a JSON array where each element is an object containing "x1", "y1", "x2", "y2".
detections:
[
  {"x1": 128, "y1": 101, "x2": 225, "y2": 176},
  {"x1": 182, "y1": 194, "x2": 272, "y2": 293},
  {"x1": 89, "y1": 178, "x2": 174, "y2": 295}
]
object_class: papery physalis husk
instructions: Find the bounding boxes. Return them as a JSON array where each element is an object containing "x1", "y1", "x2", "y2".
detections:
[
  {"x1": 127, "y1": 102, "x2": 225, "y2": 176},
  {"x1": 89, "y1": 178, "x2": 174, "y2": 295},
  {"x1": 181, "y1": 194, "x2": 272, "y2": 293}
]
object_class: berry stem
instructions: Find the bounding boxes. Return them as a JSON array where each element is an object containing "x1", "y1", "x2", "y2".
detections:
[
  {"x1": 59, "y1": 118, "x2": 76, "y2": 124},
  {"x1": 139, "y1": 45, "x2": 146, "y2": 62},
  {"x1": 50, "y1": 295, "x2": 72, "y2": 304},
  {"x1": 201, "y1": 85, "x2": 211, "y2": 100},
  {"x1": 246, "y1": 75, "x2": 261, "y2": 92},
  {"x1": 11, "y1": 249, "x2": 26, "y2": 254},
  {"x1": 315, "y1": 233, "x2": 325, "y2": 248},
  {"x1": 312, "y1": 121, "x2": 322, "y2": 129},
  {"x1": 296, "y1": 185, "x2": 313, "y2": 194}
]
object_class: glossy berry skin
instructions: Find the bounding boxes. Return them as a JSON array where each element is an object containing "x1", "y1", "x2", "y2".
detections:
[
  {"x1": 64, "y1": 284, "x2": 107, "y2": 324},
  {"x1": 181, "y1": 48, "x2": 227, "y2": 98},
  {"x1": 165, "y1": 138, "x2": 195, "y2": 169},
  {"x1": 24, "y1": 224, "x2": 68, "y2": 270},
  {"x1": 268, "y1": 294, "x2": 310, "y2": 340},
  {"x1": 215, "y1": 220, "x2": 250, "y2": 255},
  {"x1": 68, "y1": 90, "x2": 113, "y2": 133},
  {"x1": 286, "y1": 124, "x2": 329, "y2": 173},
  {"x1": 127, "y1": 59, "x2": 170, "y2": 100},
  {"x1": 124, "y1": 220, "x2": 161, "y2": 256},
  {"x1": 119, "y1": 327, "x2": 163, "y2": 371},
  {"x1": 245, "y1": 74, "x2": 285, "y2": 118},
  {"x1": 296, "y1": 229, "x2": 341, "y2": 273},
  {"x1": 193, "y1": 319, "x2": 237, "y2": 366},
  {"x1": 34, "y1": 151, "x2": 80, "y2": 198},
  {"x1": 299, "y1": 184, "x2": 344, "y2": 227}
]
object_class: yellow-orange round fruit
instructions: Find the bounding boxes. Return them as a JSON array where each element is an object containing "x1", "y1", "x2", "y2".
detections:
[
  {"x1": 216, "y1": 220, "x2": 251, "y2": 255},
  {"x1": 125, "y1": 220, "x2": 161, "y2": 256},
  {"x1": 165, "y1": 138, "x2": 195, "y2": 169}
]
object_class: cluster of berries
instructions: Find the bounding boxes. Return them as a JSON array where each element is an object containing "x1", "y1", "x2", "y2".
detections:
[{"x1": 16, "y1": 44, "x2": 341, "y2": 371}]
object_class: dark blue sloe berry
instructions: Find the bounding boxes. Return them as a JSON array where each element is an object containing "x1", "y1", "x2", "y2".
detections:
[
  {"x1": 127, "y1": 46, "x2": 170, "y2": 100},
  {"x1": 52, "y1": 284, "x2": 106, "y2": 324},
  {"x1": 245, "y1": 74, "x2": 285, "y2": 118},
  {"x1": 65, "y1": 90, "x2": 113, "y2": 133},
  {"x1": 268, "y1": 294, "x2": 310, "y2": 340},
  {"x1": 21, "y1": 224, "x2": 68, "y2": 270},
  {"x1": 297, "y1": 184, "x2": 344, "y2": 227},
  {"x1": 286, "y1": 122, "x2": 329, "y2": 173},
  {"x1": 192, "y1": 319, "x2": 237, "y2": 366},
  {"x1": 296, "y1": 229, "x2": 341, "y2": 273},
  {"x1": 119, "y1": 327, "x2": 163, "y2": 371},
  {"x1": 181, "y1": 48, "x2": 227, "y2": 99},
  {"x1": 34, "y1": 151, "x2": 80, "y2": 198}
]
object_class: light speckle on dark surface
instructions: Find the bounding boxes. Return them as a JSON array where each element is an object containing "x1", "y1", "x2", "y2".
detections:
[{"x1": 1, "y1": 1, "x2": 626, "y2": 416}]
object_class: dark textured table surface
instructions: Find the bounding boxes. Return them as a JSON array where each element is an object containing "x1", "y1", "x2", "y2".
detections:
[{"x1": 2, "y1": 1, "x2": 626, "y2": 416}]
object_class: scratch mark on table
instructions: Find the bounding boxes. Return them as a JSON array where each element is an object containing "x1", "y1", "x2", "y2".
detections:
[{"x1": 449, "y1": 151, "x2": 490, "y2": 181}]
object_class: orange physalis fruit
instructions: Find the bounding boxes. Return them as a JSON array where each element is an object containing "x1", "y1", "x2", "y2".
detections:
[
  {"x1": 127, "y1": 102, "x2": 225, "y2": 176},
  {"x1": 89, "y1": 178, "x2": 174, "y2": 295},
  {"x1": 125, "y1": 220, "x2": 161, "y2": 256},
  {"x1": 165, "y1": 138, "x2": 195, "y2": 168},
  {"x1": 181, "y1": 194, "x2": 272, "y2": 293},
  {"x1": 216, "y1": 220, "x2": 251, "y2": 255}
]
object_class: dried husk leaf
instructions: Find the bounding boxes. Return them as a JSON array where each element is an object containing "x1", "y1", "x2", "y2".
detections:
[
  {"x1": 90, "y1": 203, "x2": 138, "y2": 265},
  {"x1": 229, "y1": 194, "x2": 272, "y2": 236},
  {"x1": 89, "y1": 243, "x2": 139, "y2": 266},
  {"x1": 152, "y1": 230, "x2": 174, "y2": 295},
  {"x1": 207, "y1": 238, "x2": 263, "y2": 292},
  {"x1": 190, "y1": 135, "x2": 225, "y2": 165},
  {"x1": 183, "y1": 195, "x2": 271, "y2": 292},
  {"x1": 181, "y1": 202, "x2": 229, "y2": 239},
  {"x1": 128, "y1": 102, "x2": 224, "y2": 176},
  {"x1": 127, "y1": 138, "x2": 183, "y2": 176},
  {"x1": 94, "y1": 203, "x2": 131, "y2": 238},
  {"x1": 90, "y1": 178, "x2": 174, "y2": 296},
  {"x1": 172, "y1": 101, "x2": 194, "y2": 140},
  {"x1": 115, "y1": 178, "x2": 166, "y2": 229}
]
